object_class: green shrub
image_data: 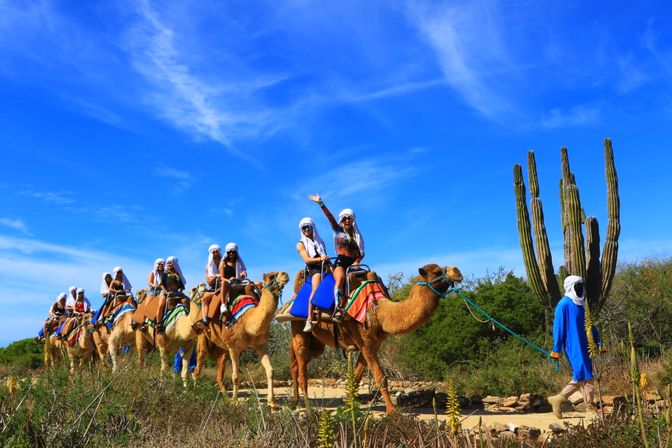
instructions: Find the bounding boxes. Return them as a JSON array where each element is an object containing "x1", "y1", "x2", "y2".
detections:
[{"x1": 0, "y1": 338, "x2": 44, "y2": 371}]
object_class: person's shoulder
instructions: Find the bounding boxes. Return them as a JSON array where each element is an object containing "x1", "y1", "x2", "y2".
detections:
[{"x1": 556, "y1": 296, "x2": 571, "y2": 309}]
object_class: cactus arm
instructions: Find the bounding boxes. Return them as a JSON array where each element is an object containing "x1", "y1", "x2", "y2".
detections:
[
  {"x1": 600, "y1": 138, "x2": 620, "y2": 305},
  {"x1": 527, "y1": 152, "x2": 561, "y2": 305},
  {"x1": 561, "y1": 147, "x2": 586, "y2": 278},
  {"x1": 514, "y1": 164, "x2": 550, "y2": 307}
]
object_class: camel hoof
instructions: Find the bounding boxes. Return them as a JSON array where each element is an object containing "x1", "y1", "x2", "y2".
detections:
[{"x1": 268, "y1": 400, "x2": 279, "y2": 410}]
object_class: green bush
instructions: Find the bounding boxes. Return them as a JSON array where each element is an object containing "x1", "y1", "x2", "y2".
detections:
[
  {"x1": 0, "y1": 338, "x2": 44, "y2": 371},
  {"x1": 391, "y1": 270, "x2": 544, "y2": 381}
]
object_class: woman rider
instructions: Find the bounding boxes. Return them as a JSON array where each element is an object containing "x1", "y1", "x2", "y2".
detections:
[
  {"x1": 43, "y1": 293, "x2": 67, "y2": 337},
  {"x1": 91, "y1": 273, "x2": 112, "y2": 325},
  {"x1": 296, "y1": 217, "x2": 330, "y2": 332},
  {"x1": 309, "y1": 194, "x2": 365, "y2": 322},
  {"x1": 147, "y1": 258, "x2": 165, "y2": 297},
  {"x1": 155, "y1": 256, "x2": 186, "y2": 332},
  {"x1": 97, "y1": 267, "x2": 133, "y2": 325},
  {"x1": 217, "y1": 242, "x2": 248, "y2": 315},
  {"x1": 73, "y1": 288, "x2": 92, "y2": 316},
  {"x1": 198, "y1": 244, "x2": 223, "y2": 329}
]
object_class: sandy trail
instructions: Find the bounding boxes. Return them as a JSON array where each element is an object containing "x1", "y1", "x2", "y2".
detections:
[{"x1": 237, "y1": 383, "x2": 590, "y2": 431}]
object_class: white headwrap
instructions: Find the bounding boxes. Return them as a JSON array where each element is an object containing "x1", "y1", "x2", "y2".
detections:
[
  {"x1": 67, "y1": 286, "x2": 77, "y2": 307},
  {"x1": 564, "y1": 275, "x2": 585, "y2": 307},
  {"x1": 151, "y1": 258, "x2": 165, "y2": 288},
  {"x1": 113, "y1": 266, "x2": 133, "y2": 292},
  {"x1": 166, "y1": 256, "x2": 186, "y2": 287},
  {"x1": 57, "y1": 293, "x2": 66, "y2": 301},
  {"x1": 224, "y1": 242, "x2": 247, "y2": 278},
  {"x1": 100, "y1": 272, "x2": 111, "y2": 296},
  {"x1": 206, "y1": 245, "x2": 222, "y2": 278},
  {"x1": 299, "y1": 217, "x2": 328, "y2": 258},
  {"x1": 337, "y1": 208, "x2": 365, "y2": 257}
]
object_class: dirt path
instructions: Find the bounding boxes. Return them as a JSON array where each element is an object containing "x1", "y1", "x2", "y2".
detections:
[{"x1": 241, "y1": 384, "x2": 590, "y2": 432}]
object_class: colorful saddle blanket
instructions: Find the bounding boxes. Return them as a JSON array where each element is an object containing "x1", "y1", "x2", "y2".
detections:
[
  {"x1": 108, "y1": 303, "x2": 136, "y2": 329},
  {"x1": 162, "y1": 304, "x2": 188, "y2": 332},
  {"x1": 224, "y1": 295, "x2": 258, "y2": 327},
  {"x1": 345, "y1": 281, "x2": 388, "y2": 323}
]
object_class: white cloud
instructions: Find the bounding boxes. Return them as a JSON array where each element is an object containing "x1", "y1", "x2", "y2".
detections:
[
  {"x1": 541, "y1": 104, "x2": 601, "y2": 129},
  {"x1": 405, "y1": 0, "x2": 516, "y2": 121},
  {"x1": 0, "y1": 218, "x2": 30, "y2": 235},
  {"x1": 153, "y1": 164, "x2": 194, "y2": 194}
]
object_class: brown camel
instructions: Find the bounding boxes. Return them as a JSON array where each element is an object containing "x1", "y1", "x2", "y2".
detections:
[
  {"x1": 289, "y1": 264, "x2": 463, "y2": 414},
  {"x1": 93, "y1": 294, "x2": 140, "y2": 371},
  {"x1": 136, "y1": 288, "x2": 202, "y2": 386},
  {"x1": 194, "y1": 271, "x2": 289, "y2": 406},
  {"x1": 64, "y1": 318, "x2": 98, "y2": 374}
]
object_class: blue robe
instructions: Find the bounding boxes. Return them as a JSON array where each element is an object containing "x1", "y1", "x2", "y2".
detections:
[{"x1": 552, "y1": 296, "x2": 601, "y2": 382}]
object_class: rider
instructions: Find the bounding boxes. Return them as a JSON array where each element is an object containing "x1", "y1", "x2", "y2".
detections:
[
  {"x1": 296, "y1": 217, "x2": 330, "y2": 332},
  {"x1": 43, "y1": 293, "x2": 67, "y2": 337},
  {"x1": 65, "y1": 286, "x2": 77, "y2": 316},
  {"x1": 199, "y1": 244, "x2": 223, "y2": 329},
  {"x1": 218, "y1": 242, "x2": 248, "y2": 314},
  {"x1": 147, "y1": 258, "x2": 165, "y2": 296},
  {"x1": 309, "y1": 194, "x2": 365, "y2": 322},
  {"x1": 156, "y1": 256, "x2": 187, "y2": 332},
  {"x1": 97, "y1": 266, "x2": 133, "y2": 325},
  {"x1": 73, "y1": 288, "x2": 92, "y2": 316},
  {"x1": 92, "y1": 273, "x2": 112, "y2": 325}
]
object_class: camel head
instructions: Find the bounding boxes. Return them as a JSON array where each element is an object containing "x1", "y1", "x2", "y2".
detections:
[
  {"x1": 293, "y1": 268, "x2": 306, "y2": 294},
  {"x1": 417, "y1": 264, "x2": 463, "y2": 296},
  {"x1": 263, "y1": 271, "x2": 290, "y2": 299},
  {"x1": 136, "y1": 288, "x2": 148, "y2": 303}
]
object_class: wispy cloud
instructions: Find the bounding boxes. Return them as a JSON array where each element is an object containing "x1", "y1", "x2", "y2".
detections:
[
  {"x1": 405, "y1": 0, "x2": 516, "y2": 121},
  {"x1": 153, "y1": 164, "x2": 194, "y2": 194},
  {"x1": 541, "y1": 103, "x2": 601, "y2": 129},
  {"x1": 0, "y1": 218, "x2": 31, "y2": 235},
  {"x1": 17, "y1": 188, "x2": 75, "y2": 205},
  {"x1": 125, "y1": 0, "x2": 285, "y2": 153}
]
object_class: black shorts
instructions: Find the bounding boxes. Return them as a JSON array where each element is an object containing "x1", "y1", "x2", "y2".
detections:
[
  {"x1": 305, "y1": 265, "x2": 322, "y2": 279},
  {"x1": 334, "y1": 255, "x2": 357, "y2": 269}
]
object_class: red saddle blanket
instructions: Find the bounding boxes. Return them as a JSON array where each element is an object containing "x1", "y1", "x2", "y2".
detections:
[
  {"x1": 224, "y1": 295, "x2": 259, "y2": 327},
  {"x1": 345, "y1": 281, "x2": 388, "y2": 323}
]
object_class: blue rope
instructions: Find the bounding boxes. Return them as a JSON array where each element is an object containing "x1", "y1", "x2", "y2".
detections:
[{"x1": 418, "y1": 281, "x2": 560, "y2": 371}]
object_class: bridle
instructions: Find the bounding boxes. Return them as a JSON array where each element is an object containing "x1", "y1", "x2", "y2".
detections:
[{"x1": 417, "y1": 274, "x2": 456, "y2": 299}]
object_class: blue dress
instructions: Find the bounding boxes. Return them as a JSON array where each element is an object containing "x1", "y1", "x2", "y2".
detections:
[{"x1": 552, "y1": 296, "x2": 601, "y2": 382}]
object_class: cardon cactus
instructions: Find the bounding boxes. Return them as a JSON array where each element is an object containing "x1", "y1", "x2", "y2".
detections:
[{"x1": 513, "y1": 139, "x2": 620, "y2": 316}]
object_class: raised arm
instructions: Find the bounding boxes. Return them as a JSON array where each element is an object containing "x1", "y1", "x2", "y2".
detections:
[{"x1": 309, "y1": 194, "x2": 339, "y2": 231}]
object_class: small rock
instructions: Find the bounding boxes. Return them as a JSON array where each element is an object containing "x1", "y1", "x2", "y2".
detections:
[
  {"x1": 549, "y1": 423, "x2": 567, "y2": 433},
  {"x1": 498, "y1": 431, "x2": 516, "y2": 443},
  {"x1": 498, "y1": 406, "x2": 517, "y2": 412},
  {"x1": 568, "y1": 391, "x2": 584, "y2": 405},
  {"x1": 482, "y1": 395, "x2": 501, "y2": 405},
  {"x1": 501, "y1": 396, "x2": 518, "y2": 407},
  {"x1": 517, "y1": 426, "x2": 541, "y2": 441},
  {"x1": 645, "y1": 391, "x2": 662, "y2": 403}
]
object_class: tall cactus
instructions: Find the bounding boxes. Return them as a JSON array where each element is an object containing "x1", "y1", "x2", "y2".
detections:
[{"x1": 513, "y1": 139, "x2": 620, "y2": 315}]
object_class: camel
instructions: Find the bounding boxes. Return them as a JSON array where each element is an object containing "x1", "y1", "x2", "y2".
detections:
[
  {"x1": 92, "y1": 293, "x2": 141, "y2": 371},
  {"x1": 64, "y1": 317, "x2": 98, "y2": 374},
  {"x1": 289, "y1": 263, "x2": 463, "y2": 414},
  {"x1": 194, "y1": 271, "x2": 289, "y2": 406},
  {"x1": 136, "y1": 288, "x2": 202, "y2": 386}
]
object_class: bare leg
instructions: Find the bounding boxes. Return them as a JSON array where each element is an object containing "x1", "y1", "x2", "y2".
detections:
[{"x1": 156, "y1": 295, "x2": 167, "y2": 328}]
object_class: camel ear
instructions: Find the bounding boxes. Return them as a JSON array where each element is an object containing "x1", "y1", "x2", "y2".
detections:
[{"x1": 418, "y1": 267, "x2": 428, "y2": 279}]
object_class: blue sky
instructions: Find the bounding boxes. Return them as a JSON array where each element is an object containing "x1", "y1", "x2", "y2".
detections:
[{"x1": 1, "y1": 0, "x2": 671, "y2": 347}]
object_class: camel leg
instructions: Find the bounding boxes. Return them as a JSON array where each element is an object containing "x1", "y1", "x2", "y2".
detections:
[
  {"x1": 108, "y1": 334, "x2": 120, "y2": 372},
  {"x1": 229, "y1": 347, "x2": 240, "y2": 401},
  {"x1": 135, "y1": 331, "x2": 146, "y2": 368},
  {"x1": 289, "y1": 340, "x2": 299, "y2": 407},
  {"x1": 360, "y1": 348, "x2": 395, "y2": 414},
  {"x1": 158, "y1": 346, "x2": 169, "y2": 380},
  {"x1": 181, "y1": 345, "x2": 193, "y2": 388},
  {"x1": 256, "y1": 347, "x2": 276, "y2": 408},
  {"x1": 215, "y1": 350, "x2": 228, "y2": 393},
  {"x1": 291, "y1": 335, "x2": 311, "y2": 409},
  {"x1": 193, "y1": 336, "x2": 207, "y2": 384},
  {"x1": 353, "y1": 352, "x2": 368, "y2": 384}
]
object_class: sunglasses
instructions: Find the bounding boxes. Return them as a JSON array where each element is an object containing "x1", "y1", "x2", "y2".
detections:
[{"x1": 301, "y1": 225, "x2": 313, "y2": 231}]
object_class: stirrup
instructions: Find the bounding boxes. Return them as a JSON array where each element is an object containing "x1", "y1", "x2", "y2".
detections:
[{"x1": 332, "y1": 308, "x2": 344, "y2": 323}]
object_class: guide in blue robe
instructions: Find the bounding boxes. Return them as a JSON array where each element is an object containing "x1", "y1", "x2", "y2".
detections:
[{"x1": 551, "y1": 296, "x2": 601, "y2": 381}]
